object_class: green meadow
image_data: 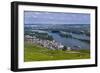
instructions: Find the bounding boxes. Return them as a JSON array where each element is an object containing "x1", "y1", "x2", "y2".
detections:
[{"x1": 24, "y1": 43, "x2": 90, "y2": 62}]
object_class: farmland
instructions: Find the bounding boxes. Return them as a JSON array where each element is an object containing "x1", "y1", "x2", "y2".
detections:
[{"x1": 24, "y1": 43, "x2": 90, "y2": 62}]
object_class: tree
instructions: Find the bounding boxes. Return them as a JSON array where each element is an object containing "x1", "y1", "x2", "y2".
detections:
[{"x1": 62, "y1": 46, "x2": 67, "y2": 51}]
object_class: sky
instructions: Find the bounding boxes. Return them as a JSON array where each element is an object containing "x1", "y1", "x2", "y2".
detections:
[{"x1": 24, "y1": 11, "x2": 90, "y2": 24}]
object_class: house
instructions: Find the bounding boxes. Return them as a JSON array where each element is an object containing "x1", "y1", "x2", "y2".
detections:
[
  {"x1": 24, "y1": 35, "x2": 64, "y2": 50},
  {"x1": 24, "y1": 35, "x2": 36, "y2": 43}
]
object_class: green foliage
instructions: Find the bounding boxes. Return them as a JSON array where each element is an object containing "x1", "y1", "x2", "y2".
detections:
[
  {"x1": 59, "y1": 32, "x2": 72, "y2": 38},
  {"x1": 24, "y1": 43, "x2": 90, "y2": 62},
  {"x1": 62, "y1": 46, "x2": 67, "y2": 51},
  {"x1": 35, "y1": 32, "x2": 53, "y2": 41}
]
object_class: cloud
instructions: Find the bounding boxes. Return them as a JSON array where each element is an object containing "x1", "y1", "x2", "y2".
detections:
[{"x1": 24, "y1": 11, "x2": 90, "y2": 24}]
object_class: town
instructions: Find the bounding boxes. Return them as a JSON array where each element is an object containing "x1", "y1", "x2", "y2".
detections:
[{"x1": 24, "y1": 35, "x2": 71, "y2": 50}]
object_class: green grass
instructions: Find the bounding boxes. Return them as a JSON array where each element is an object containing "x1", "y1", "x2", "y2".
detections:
[{"x1": 24, "y1": 43, "x2": 90, "y2": 62}]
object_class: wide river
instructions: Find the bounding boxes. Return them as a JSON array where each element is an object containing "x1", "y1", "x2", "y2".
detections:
[
  {"x1": 32, "y1": 30, "x2": 90, "y2": 49},
  {"x1": 48, "y1": 32, "x2": 90, "y2": 49}
]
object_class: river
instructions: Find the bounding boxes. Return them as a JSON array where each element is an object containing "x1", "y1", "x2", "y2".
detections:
[
  {"x1": 48, "y1": 32, "x2": 90, "y2": 49},
  {"x1": 31, "y1": 30, "x2": 90, "y2": 49}
]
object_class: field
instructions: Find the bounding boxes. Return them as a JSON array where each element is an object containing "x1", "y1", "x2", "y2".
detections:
[{"x1": 24, "y1": 43, "x2": 90, "y2": 62}]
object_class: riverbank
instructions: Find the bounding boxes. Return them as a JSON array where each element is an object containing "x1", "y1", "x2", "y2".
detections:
[{"x1": 24, "y1": 43, "x2": 90, "y2": 62}]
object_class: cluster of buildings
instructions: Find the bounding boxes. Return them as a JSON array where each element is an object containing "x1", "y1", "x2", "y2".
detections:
[{"x1": 24, "y1": 35, "x2": 65, "y2": 50}]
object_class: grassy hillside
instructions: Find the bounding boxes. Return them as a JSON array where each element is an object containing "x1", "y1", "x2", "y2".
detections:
[{"x1": 24, "y1": 43, "x2": 90, "y2": 62}]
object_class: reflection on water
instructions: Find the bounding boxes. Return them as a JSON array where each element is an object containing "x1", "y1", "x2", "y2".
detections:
[
  {"x1": 48, "y1": 32, "x2": 90, "y2": 49},
  {"x1": 31, "y1": 30, "x2": 90, "y2": 49}
]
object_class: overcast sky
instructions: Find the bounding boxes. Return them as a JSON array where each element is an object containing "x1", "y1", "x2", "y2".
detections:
[{"x1": 24, "y1": 11, "x2": 90, "y2": 24}]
